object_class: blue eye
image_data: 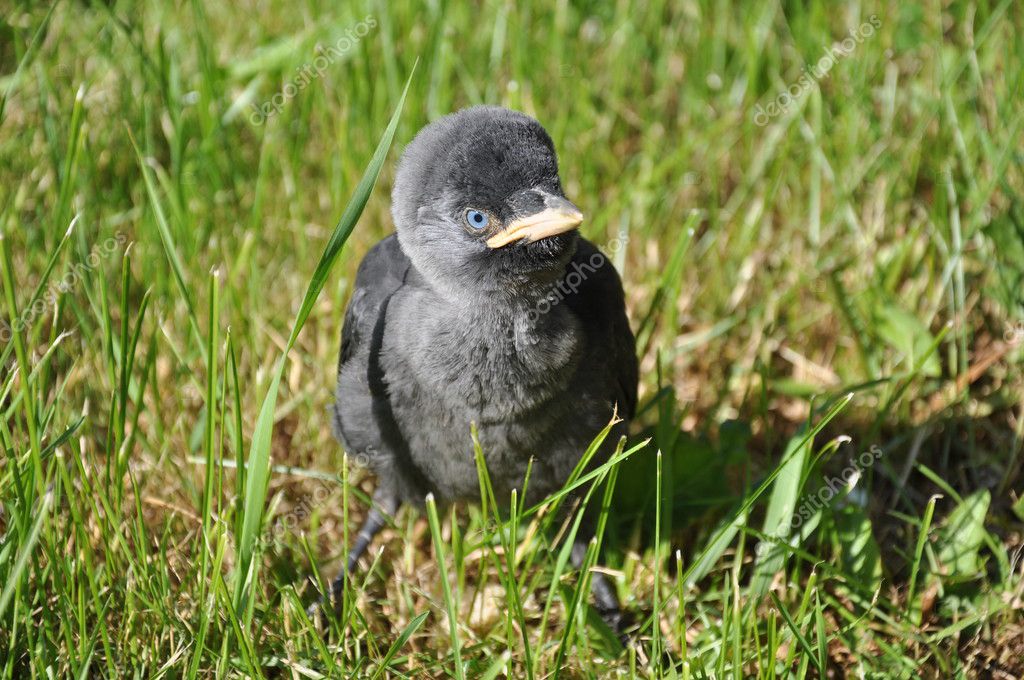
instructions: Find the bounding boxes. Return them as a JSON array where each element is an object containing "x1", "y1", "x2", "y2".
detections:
[{"x1": 465, "y1": 209, "x2": 489, "y2": 230}]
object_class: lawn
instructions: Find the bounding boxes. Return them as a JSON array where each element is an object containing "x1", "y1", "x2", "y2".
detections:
[{"x1": 1, "y1": 1, "x2": 1023, "y2": 677}]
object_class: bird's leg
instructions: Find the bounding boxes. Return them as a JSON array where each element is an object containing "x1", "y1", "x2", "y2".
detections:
[
  {"x1": 329, "y1": 499, "x2": 394, "y2": 602},
  {"x1": 333, "y1": 486, "x2": 398, "y2": 595},
  {"x1": 345, "y1": 505, "x2": 389, "y2": 573},
  {"x1": 571, "y1": 535, "x2": 627, "y2": 636},
  {"x1": 310, "y1": 485, "x2": 399, "y2": 623}
]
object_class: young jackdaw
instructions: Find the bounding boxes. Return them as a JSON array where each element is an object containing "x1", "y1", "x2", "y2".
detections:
[{"x1": 325, "y1": 105, "x2": 638, "y2": 630}]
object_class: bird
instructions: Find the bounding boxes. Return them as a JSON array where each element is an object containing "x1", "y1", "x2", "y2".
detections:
[{"x1": 323, "y1": 105, "x2": 638, "y2": 632}]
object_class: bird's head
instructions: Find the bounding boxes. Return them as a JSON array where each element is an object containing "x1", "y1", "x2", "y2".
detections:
[{"x1": 392, "y1": 106, "x2": 583, "y2": 299}]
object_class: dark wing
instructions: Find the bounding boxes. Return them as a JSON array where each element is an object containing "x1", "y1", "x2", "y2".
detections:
[
  {"x1": 563, "y1": 238, "x2": 639, "y2": 420},
  {"x1": 332, "y1": 234, "x2": 411, "y2": 450}
]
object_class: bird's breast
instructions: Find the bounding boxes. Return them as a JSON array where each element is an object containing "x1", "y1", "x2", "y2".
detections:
[
  {"x1": 387, "y1": 291, "x2": 583, "y2": 419},
  {"x1": 380, "y1": 289, "x2": 610, "y2": 500}
]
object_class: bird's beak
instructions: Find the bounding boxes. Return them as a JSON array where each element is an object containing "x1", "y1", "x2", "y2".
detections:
[{"x1": 486, "y1": 195, "x2": 584, "y2": 248}]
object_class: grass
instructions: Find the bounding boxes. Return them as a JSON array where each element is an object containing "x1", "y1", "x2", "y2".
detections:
[{"x1": 2, "y1": 0, "x2": 1023, "y2": 676}]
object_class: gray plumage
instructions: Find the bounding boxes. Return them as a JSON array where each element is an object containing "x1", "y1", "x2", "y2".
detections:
[
  {"x1": 325, "y1": 106, "x2": 637, "y2": 631},
  {"x1": 334, "y1": 105, "x2": 636, "y2": 507}
]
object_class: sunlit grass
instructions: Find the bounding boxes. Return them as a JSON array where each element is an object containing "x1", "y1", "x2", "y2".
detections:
[{"x1": 1, "y1": 0, "x2": 1023, "y2": 677}]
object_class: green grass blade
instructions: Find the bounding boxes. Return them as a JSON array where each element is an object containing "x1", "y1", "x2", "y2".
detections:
[
  {"x1": 750, "y1": 428, "x2": 811, "y2": 596},
  {"x1": 425, "y1": 493, "x2": 465, "y2": 680},
  {"x1": 0, "y1": 490, "x2": 52, "y2": 618},
  {"x1": 232, "y1": 62, "x2": 417, "y2": 614},
  {"x1": 369, "y1": 611, "x2": 429, "y2": 679}
]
